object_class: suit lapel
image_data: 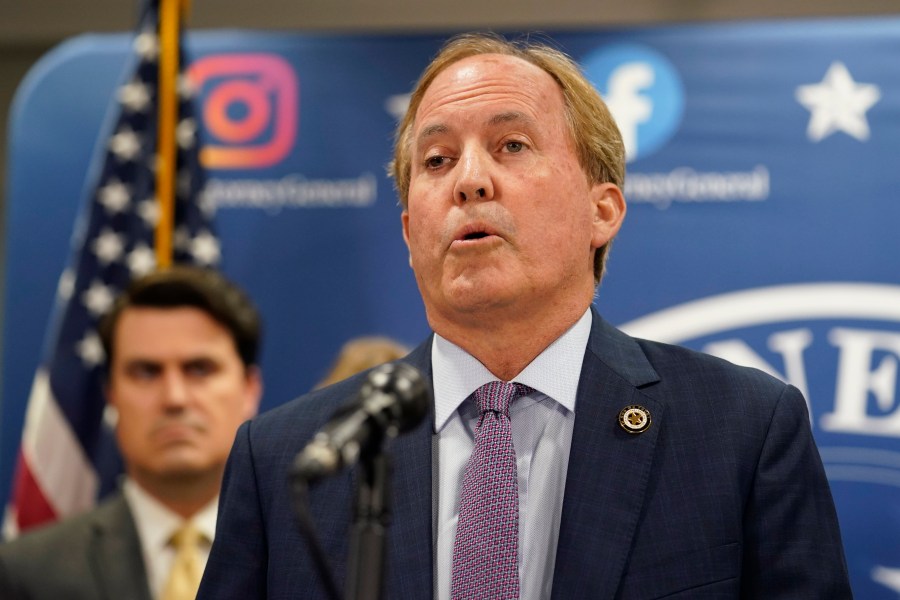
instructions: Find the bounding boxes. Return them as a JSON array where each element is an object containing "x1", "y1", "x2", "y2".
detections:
[
  {"x1": 88, "y1": 493, "x2": 153, "y2": 600},
  {"x1": 551, "y1": 311, "x2": 663, "y2": 599},
  {"x1": 386, "y1": 340, "x2": 434, "y2": 598}
]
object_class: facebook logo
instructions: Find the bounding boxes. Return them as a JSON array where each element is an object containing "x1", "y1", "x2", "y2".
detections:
[{"x1": 582, "y1": 44, "x2": 685, "y2": 163}]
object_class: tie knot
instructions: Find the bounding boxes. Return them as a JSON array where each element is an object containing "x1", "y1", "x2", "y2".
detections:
[
  {"x1": 169, "y1": 522, "x2": 202, "y2": 550},
  {"x1": 474, "y1": 381, "x2": 532, "y2": 416}
]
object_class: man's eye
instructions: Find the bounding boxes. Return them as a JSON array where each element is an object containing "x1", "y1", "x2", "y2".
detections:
[
  {"x1": 425, "y1": 155, "x2": 448, "y2": 169},
  {"x1": 126, "y1": 363, "x2": 160, "y2": 380},
  {"x1": 185, "y1": 361, "x2": 216, "y2": 377},
  {"x1": 504, "y1": 141, "x2": 525, "y2": 153}
]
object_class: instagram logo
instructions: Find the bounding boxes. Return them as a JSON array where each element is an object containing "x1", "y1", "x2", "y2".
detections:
[{"x1": 188, "y1": 53, "x2": 298, "y2": 169}]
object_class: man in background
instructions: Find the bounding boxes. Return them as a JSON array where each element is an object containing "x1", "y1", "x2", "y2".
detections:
[
  {"x1": 0, "y1": 267, "x2": 262, "y2": 600},
  {"x1": 199, "y1": 33, "x2": 851, "y2": 599}
]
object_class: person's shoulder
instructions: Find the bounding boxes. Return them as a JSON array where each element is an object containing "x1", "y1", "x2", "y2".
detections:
[
  {"x1": 0, "y1": 494, "x2": 125, "y2": 563},
  {"x1": 0, "y1": 494, "x2": 135, "y2": 597},
  {"x1": 247, "y1": 339, "x2": 432, "y2": 444},
  {"x1": 258, "y1": 370, "x2": 370, "y2": 425},
  {"x1": 636, "y1": 336, "x2": 788, "y2": 392},
  {"x1": 626, "y1": 335, "x2": 806, "y2": 429},
  {"x1": 591, "y1": 311, "x2": 790, "y2": 398},
  {"x1": 240, "y1": 368, "x2": 386, "y2": 464}
]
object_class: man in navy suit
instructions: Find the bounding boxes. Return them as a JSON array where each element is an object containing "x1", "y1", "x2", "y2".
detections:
[
  {"x1": 0, "y1": 267, "x2": 263, "y2": 600},
  {"x1": 199, "y1": 33, "x2": 851, "y2": 599}
]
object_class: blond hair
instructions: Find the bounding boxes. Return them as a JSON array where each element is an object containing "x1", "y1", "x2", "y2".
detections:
[
  {"x1": 315, "y1": 336, "x2": 411, "y2": 389},
  {"x1": 389, "y1": 32, "x2": 626, "y2": 282}
]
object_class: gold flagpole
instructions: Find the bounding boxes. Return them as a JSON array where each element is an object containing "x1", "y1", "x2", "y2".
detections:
[{"x1": 154, "y1": 0, "x2": 191, "y2": 269}]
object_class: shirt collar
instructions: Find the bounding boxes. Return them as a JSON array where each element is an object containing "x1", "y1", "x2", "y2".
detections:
[
  {"x1": 432, "y1": 307, "x2": 592, "y2": 430},
  {"x1": 123, "y1": 478, "x2": 218, "y2": 550}
]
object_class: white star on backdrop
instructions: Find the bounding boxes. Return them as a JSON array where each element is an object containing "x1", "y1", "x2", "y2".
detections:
[
  {"x1": 118, "y1": 80, "x2": 152, "y2": 113},
  {"x1": 176, "y1": 118, "x2": 198, "y2": 150},
  {"x1": 81, "y1": 280, "x2": 116, "y2": 317},
  {"x1": 190, "y1": 230, "x2": 221, "y2": 266},
  {"x1": 795, "y1": 61, "x2": 881, "y2": 142},
  {"x1": 108, "y1": 127, "x2": 142, "y2": 162},
  {"x1": 97, "y1": 179, "x2": 131, "y2": 214},
  {"x1": 872, "y1": 566, "x2": 900, "y2": 594},
  {"x1": 133, "y1": 29, "x2": 159, "y2": 61},
  {"x1": 384, "y1": 93, "x2": 411, "y2": 121},
  {"x1": 198, "y1": 190, "x2": 217, "y2": 219},
  {"x1": 126, "y1": 244, "x2": 156, "y2": 276},
  {"x1": 103, "y1": 405, "x2": 119, "y2": 429},
  {"x1": 75, "y1": 331, "x2": 106, "y2": 368},
  {"x1": 177, "y1": 73, "x2": 197, "y2": 100},
  {"x1": 173, "y1": 225, "x2": 191, "y2": 252},
  {"x1": 177, "y1": 169, "x2": 194, "y2": 198},
  {"x1": 137, "y1": 197, "x2": 160, "y2": 226},
  {"x1": 91, "y1": 228, "x2": 126, "y2": 265}
]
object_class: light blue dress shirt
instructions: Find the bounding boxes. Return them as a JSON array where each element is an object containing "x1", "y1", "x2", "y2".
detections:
[{"x1": 432, "y1": 308, "x2": 591, "y2": 600}]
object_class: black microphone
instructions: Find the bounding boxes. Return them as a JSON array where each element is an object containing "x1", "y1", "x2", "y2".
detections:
[{"x1": 292, "y1": 362, "x2": 431, "y2": 482}]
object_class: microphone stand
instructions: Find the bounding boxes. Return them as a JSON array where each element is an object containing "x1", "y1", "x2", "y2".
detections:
[{"x1": 345, "y1": 446, "x2": 392, "y2": 600}]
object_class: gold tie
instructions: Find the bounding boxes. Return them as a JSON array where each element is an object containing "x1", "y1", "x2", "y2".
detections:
[{"x1": 162, "y1": 522, "x2": 204, "y2": 600}]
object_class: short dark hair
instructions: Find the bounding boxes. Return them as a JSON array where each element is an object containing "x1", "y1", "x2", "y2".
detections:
[{"x1": 98, "y1": 267, "x2": 262, "y2": 369}]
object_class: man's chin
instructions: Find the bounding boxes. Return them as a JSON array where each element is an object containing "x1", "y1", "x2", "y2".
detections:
[{"x1": 151, "y1": 452, "x2": 214, "y2": 480}]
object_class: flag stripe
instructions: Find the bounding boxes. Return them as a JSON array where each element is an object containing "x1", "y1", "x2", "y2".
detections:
[
  {"x1": 20, "y1": 369, "x2": 98, "y2": 519},
  {"x1": 10, "y1": 453, "x2": 56, "y2": 531}
]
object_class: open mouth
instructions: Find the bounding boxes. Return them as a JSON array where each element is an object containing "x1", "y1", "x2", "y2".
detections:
[{"x1": 451, "y1": 222, "x2": 503, "y2": 249}]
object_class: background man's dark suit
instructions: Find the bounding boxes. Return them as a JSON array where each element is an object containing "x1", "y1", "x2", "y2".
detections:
[
  {"x1": 0, "y1": 492, "x2": 151, "y2": 600},
  {"x1": 199, "y1": 309, "x2": 851, "y2": 599}
]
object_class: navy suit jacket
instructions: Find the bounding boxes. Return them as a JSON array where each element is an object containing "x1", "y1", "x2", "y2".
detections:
[
  {"x1": 0, "y1": 492, "x2": 152, "y2": 600},
  {"x1": 199, "y1": 310, "x2": 852, "y2": 599}
]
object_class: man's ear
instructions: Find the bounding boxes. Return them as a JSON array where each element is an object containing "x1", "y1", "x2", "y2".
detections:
[
  {"x1": 401, "y1": 210, "x2": 413, "y2": 268},
  {"x1": 242, "y1": 366, "x2": 263, "y2": 420},
  {"x1": 590, "y1": 183, "x2": 626, "y2": 249}
]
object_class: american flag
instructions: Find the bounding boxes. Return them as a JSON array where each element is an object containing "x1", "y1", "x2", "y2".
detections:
[{"x1": 3, "y1": 0, "x2": 219, "y2": 538}]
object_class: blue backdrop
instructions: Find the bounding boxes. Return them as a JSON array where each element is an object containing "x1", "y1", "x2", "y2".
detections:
[{"x1": 4, "y1": 18, "x2": 900, "y2": 596}]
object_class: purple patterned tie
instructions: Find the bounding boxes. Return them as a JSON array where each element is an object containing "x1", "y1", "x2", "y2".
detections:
[{"x1": 451, "y1": 381, "x2": 531, "y2": 599}]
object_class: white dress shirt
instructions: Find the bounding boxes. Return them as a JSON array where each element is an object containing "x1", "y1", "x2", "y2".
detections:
[
  {"x1": 123, "y1": 479, "x2": 217, "y2": 600},
  {"x1": 433, "y1": 308, "x2": 591, "y2": 600}
]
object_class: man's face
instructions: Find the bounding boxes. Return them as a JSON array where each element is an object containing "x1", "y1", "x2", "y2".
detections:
[
  {"x1": 402, "y1": 54, "x2": 624, "y2": 330},
  {"x1": 107, "y1": 307, "x2": 260, "y2": 487}
]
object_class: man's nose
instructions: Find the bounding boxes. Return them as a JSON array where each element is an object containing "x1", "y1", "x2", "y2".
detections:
[
  {"x1": 453, "y1": 148, "x2": 494, "y2": 204},
  {"x1": 161, "y1": 371, "x2": 189, "y2": 409}
]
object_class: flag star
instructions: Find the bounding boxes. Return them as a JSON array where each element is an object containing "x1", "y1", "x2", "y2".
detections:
[
  {"x1": 126, "y1": 244, "x2": 156, "y2": 276},
  {"x1": 57, "y1": 269, "x2": 76, "y2": 302},
  {"x1": 177, "y1": 169, "x2": 193, "y2": 199},
  {"x1": 190, "y1": 231, "x2": 221, "y2": 266},
  {"x1": 109, "y1": 127, "x2": 142, "y2": 162},
  {"x1": 81, "y1": 280, "x2": 116, "y2": 317},
  {"x1": 98, "y1": 179, "x2": 132, "y2": 214},
  {"x1": 133, "y1": 30, "x2": 159, "y2": 61},
  {"x1": 198, "y1": 189, "x2": 217, "y2": 218},
  {"x1": 384, "y1": 93, "x2": 411, "y2": 121},
  {"x1": 103, "y1": 404, "x2": 119, "y2": 429},
  {"x1": 174, "y1": 226, "x2": 192, "y2": 251},
  {"x1": 176, "y1": 118, "x2": 198, "y2": 150},
  {"x1": 137, "y1": 198, "x2": 160, "y2": 226},
  {"x1": 178, "y1": 74, "x2": 198, "y2": 99},
  {"x1": 75, "y1": 331, "x2": 106, "y2": 368},
  {"x1": 795, "y1": 61, "x2": 881, "y2": 142},
  {"x1": 118, "y1": 80, "x2": 152, "y2": 113},
  {"x1": 92, "y1": 228, "x2": 126, "y2": 264}
]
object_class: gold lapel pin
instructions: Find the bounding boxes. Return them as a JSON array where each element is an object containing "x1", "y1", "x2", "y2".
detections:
[{"x1": 618, "y1": 405, "x2": 651, "y2": 434}]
